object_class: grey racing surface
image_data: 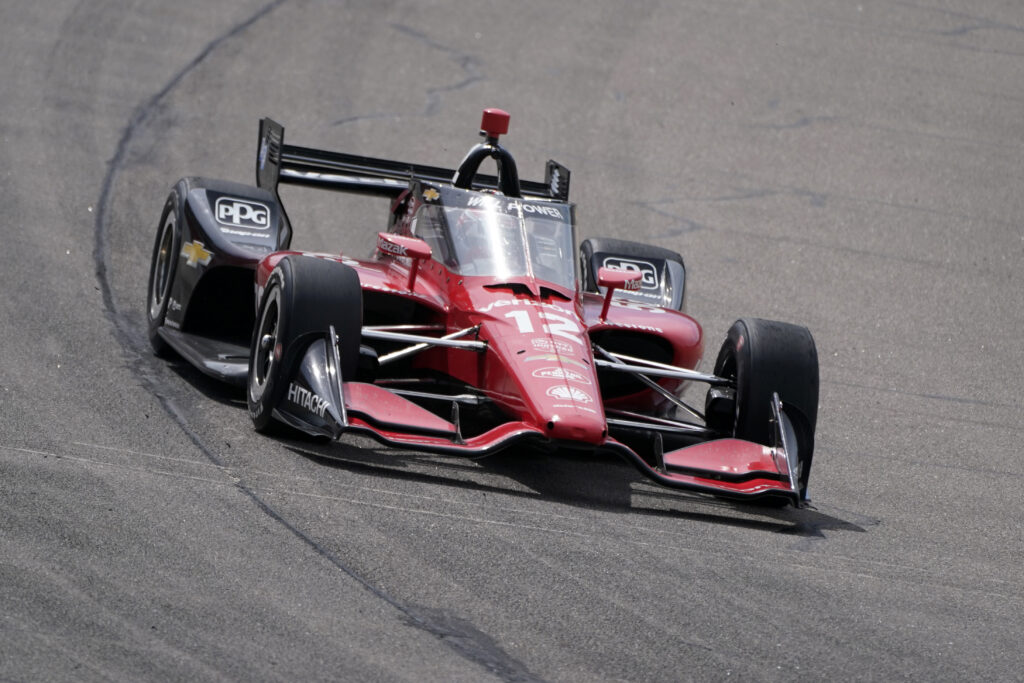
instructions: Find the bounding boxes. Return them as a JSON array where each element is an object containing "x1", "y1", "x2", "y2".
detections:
[{"x1": 2, "y1": 1, "x2": 1022, "y2": 680}]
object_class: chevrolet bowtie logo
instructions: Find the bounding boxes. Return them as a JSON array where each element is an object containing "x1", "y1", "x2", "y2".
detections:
[{"x1": 181, "y1": 240, "x2": 213, "y2": 267}]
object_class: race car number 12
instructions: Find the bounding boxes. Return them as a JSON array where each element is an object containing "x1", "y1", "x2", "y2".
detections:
[{"x1": 504, "y1": 310, "x2": 582, "y2": 345}]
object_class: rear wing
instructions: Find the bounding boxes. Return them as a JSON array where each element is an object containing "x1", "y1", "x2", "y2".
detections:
[{"x1": 255, "y1": 118, "x2": 571, "y2": 202}]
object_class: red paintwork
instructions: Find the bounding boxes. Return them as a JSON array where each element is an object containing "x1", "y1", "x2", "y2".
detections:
[
  {"x1": 376, "y1": 232, "x2": 432, "y2": 260},
  {"x1": 662, "y1": 438, "x2": 778, "y2": 475},
  {"x1": 254, "y1": 212, "x2": 797, "y2": 501},
  {"x1": 257, "y1": 246, "x2": 704, "y2": 433},
  {"x1": 480, "y1": 108, "x2": 510, "y2": 138},
  {"x1": 597, "y1": 266, "x2": 643, "y2": 292},
  {"x1": 596, "y1": 266, "x2": 643, "y2": 320}
]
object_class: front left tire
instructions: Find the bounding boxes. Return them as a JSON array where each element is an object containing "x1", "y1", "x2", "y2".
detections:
[
  {"x1": 146, "y1": 184, "x2": 185, "y2": 357},
  {"x1": 247, "y1": 255, "x2": 362, "y2": 433}
]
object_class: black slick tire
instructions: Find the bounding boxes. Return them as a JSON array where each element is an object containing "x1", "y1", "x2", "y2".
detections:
[
  {"x1": 247, "y1": 255, "x2": 362, "y2": 433},
  {"x1": 711, "y1": 318, "x2": 819, "y2": 496},
  {"x1": 146, "y1": 184, "x2": 185, "y2": 357}
]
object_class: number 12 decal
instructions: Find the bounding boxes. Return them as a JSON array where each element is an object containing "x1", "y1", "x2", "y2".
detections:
[{"x1": 504, "y1": 310, "x2": 583, "y2": 345}]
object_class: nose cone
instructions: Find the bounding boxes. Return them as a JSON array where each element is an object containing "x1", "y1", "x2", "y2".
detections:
[
  {"x1": 472, "y1": 293, "x2": 607, "y2": 447},
  {"x1": 544, "y1": 410, "x2": 607, "y2": 444}
]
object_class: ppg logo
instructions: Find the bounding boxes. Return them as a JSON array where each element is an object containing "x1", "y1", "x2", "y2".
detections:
[
  {"x1": 602, "y1": 257, "x2": 658, "y2": 289},
  {"x1": 215, "y1": 197, "x2": 270, "y2": 230}
]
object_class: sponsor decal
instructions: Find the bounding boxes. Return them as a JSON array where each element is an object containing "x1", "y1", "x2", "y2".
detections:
[
  {"x1": 287, "y1": 382, "x2": 329, "y2": 418},
  {"x1": 604, "y1": 321, "x2": 664, "y2": 334},
  {"x1": 519, "y1": 203, "x2": 564, "y2": 219},
  {"x1": 532, "y1": 367, "x2": 591, "y2": 385},
  {"x1": 422, "y1": 187, "x2": 440, "y2": 201},
  {"x1": 549, "y1": 166, "x2": 561, "y2": 196},
  {"x1": 377, "y1": 234, "x2": 407, "y2": 257},
  {"x1": 602, "y1": 257, "x2": 658, "y2": 290},
  {"x1": 258, "y1": 139, "x2": 269, "y2": 171},
  {"x1": 610, "y1": 299, "x2": 666, "y2": 313},
  {"x1": 523, "y1": 354, "x2": 589, "y2": 369},
  {"x1": 167, "y1": 297, "x2": 182, "y2": 312},
  {"x1": 215, "y1": 197, "x2": 270, "y2": 230},
  {"x1": 552, "y1": 403, "x2": 598, "y2": 414},
  {"x1": 165, "y1": 319, "x2": 181, "y2": 330},
  {"x1": 546, "y1": 385, "x2": 593, "y2": 404},
  {"x1": 530, "y1": 337, "x2": 574, "y2": 354},
  {"x1": 181, "y1": 240, "x2": 213, "y2": 267},
  {"x1": 465, "y1": 195, "x2": 564, "y2": 219},
  {"x1": 219, "y1": 226, "x2": 272, "y2": 240},
  {"x1": 479, "y1": 298, "x2": 568, "y2": 314}
]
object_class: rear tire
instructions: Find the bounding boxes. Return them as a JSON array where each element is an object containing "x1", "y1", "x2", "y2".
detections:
[
  {"x1": 146, "y1": 185, "x2": 184, "y2": 357},
  {"x1": 247, "y1": 256, "x2": 362, "y2": 433},
  {"x1": 710, "y1": 318, "x2": 819, "y2": 498}
]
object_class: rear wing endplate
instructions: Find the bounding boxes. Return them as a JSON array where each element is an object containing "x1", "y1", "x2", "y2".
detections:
[{"x1": 256, "y1": 118, "x2": 570, "y2": 202}]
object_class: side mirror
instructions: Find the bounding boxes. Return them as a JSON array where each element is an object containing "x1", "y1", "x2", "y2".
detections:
[
  {"x1": 377, "y1": 232, "x2": 432, "y2": 289},
  {"x1": 596, "y1": 266, "x2": 642, "y2": 321}
]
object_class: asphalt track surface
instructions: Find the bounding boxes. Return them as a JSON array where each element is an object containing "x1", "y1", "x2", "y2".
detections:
[{"x1": 2, "y1": 1, "x2": 1022, "y2": 681}]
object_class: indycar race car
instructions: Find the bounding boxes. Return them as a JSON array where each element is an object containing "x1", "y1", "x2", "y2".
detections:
[{"x1": 146, "y1": 108, "x2": 819, "y2": 506}]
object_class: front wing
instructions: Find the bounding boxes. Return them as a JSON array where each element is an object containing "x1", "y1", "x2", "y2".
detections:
[{"x1": 274, "y1": 329, "x2": 805, "y2": 506}]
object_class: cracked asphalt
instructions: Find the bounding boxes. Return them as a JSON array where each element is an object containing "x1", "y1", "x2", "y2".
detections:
[{"x1": 2, "y1": 1, "x2": 1022, "y2": 680}]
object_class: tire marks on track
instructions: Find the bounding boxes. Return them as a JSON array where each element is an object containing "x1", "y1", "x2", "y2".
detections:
[{"x1": 88, "y1": 3, "x2": 542, "y2": 680}]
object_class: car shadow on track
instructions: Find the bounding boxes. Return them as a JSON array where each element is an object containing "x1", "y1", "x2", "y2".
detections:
[
  {"x1": 165, "y1": 358, "x2": 247, "y2": 406},
  {"x1": 280, "y1": 438, "x2": 866, "y2": 538},
  {"x1": 159, "y1": 356, "x2": 864, "y2": 538}
]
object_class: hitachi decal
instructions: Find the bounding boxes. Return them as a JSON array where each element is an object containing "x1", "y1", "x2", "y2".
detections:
[{"x1": 287, "y1": 382, "x2": 329, "y2": 418}]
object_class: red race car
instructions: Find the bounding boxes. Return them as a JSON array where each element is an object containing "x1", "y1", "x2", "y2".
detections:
[{"x1": 146, "y1": 108, "x2": 819, "y2": 507}]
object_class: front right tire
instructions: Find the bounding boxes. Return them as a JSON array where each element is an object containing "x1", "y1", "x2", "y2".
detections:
[{"x1": 709, "y1": 318, "x2": 819, "y2": 499}]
